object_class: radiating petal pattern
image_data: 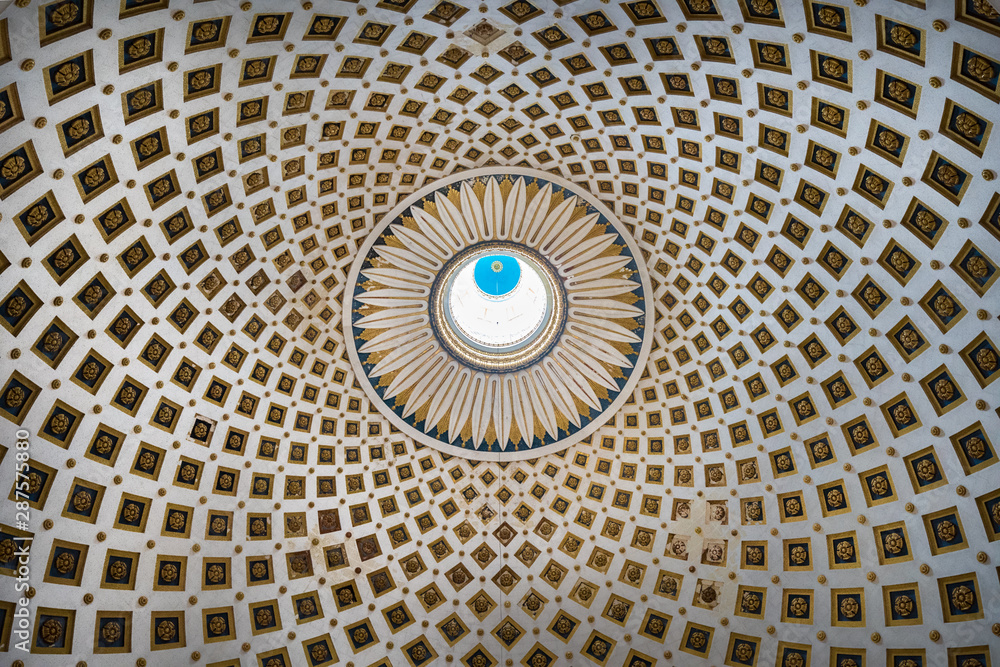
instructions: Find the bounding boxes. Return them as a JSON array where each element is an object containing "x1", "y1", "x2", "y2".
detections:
[{"x1": 346, "y1": 169, "x2": 653, "y2": 459}]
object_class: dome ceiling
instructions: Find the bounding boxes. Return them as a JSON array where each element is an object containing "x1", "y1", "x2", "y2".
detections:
[{"x1": 0, "y1": 0, "x2": 998, "y2": 665}]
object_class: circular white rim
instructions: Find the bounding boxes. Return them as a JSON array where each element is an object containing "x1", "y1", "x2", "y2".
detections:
[
  {"x1": 447, "y1": 251, "x2": 550, "y2": 352},
  {"x1": 428, "y1": 241, "x2": 568, "y2": 373},
  {"x1": 343, "y1": 167, "x2": 655, "y2": 461}
]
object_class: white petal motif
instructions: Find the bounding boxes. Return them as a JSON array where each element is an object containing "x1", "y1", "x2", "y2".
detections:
[{"x1": 345, "y1": 169, "x2": 652, "y2": 460}]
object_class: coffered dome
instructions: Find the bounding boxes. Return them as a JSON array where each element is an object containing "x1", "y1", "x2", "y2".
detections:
[{"x1": 0, "y1": 0, "x2": 998, "y2": 665}]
